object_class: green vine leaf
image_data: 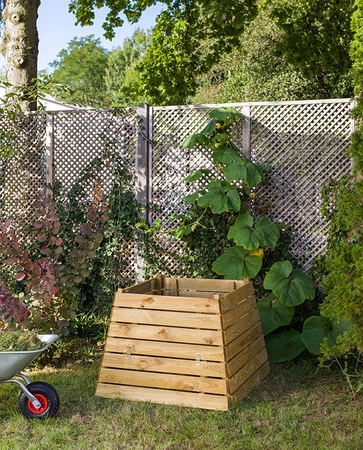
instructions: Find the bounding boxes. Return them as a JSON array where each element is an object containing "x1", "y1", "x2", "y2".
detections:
[
  {"x1": 182, "y1": 133, "x2": 210, "y2": 149},
  {"x1": 197, "y1": 186, "x2": 241, "y2": 213},
  {"x1": 224, "y1": 158, "x2": 263, "y2": 187},
  {"x1": 301, "y1": 315, "x2": 351, "y2": 356},
  {"x1": 265, "y1": 329, "x2": 306, "y2": 363},
  {"x1": 185, "y1": 169, "x2": 211, "y2": 182},
  {"x1": 257, "y1": 295, "x2": 295, "y2": 335},
  {"x1": 209, "y1": 107, "x2": 244, "y2": 122},
  {"x1": 263, "y1": 260, "x2": 316, "y2": 306},
  {"x1": 212, "y1": 246, "x2": 262, "y2": 279},
  {"x1": 212, "y1": 147, "x2": 241, "y2": 164},
  {"x1": 228, "y1": 213, "x2": 280, "y2": 250}
]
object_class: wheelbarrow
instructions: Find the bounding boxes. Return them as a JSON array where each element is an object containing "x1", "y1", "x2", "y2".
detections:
[{"x1": 0, "y1": 334, "x2": 60, "y2": 418}]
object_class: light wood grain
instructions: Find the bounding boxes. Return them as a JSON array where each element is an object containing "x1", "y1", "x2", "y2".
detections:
[
  {"x1": 104, "y1": 337, "x2": 225, "y2": 361},
  {"x1": 108, "y1": 322, "x2": 223, "y2": 346},
  {"x1": 95, "y1": 383, "x2": 229, "y2": 411}
]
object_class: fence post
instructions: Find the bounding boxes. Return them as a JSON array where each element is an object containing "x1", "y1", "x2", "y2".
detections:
[
  {"x1": 135, "y1": 103, "x2": 153, "y2": 281},
  {"x1": 45, "y1": 113, "x2": 54, "y2": 188},
  {"x1": 242, "y1": 104, "x2": 251, "y2": 158},
  {"x1": 136, "y1": 103, "x2": 152, "y2": 224}
]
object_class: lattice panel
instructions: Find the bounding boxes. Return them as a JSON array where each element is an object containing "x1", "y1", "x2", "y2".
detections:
[
  {"x1": 52, "y1": 109, "x2": 137, "y2": 198},
  {"x1": 0, "y1": 114, "x2": 47, "y2": 233},
  {"x1": 51, "y1": 108, "x2": 138, "y2": 282},
  {"x1": 150, "y1": 100, "x2": 353, "y2": 274},
  {"x1": 249, "y1": 100, "x2": 352, "y2": 269}
]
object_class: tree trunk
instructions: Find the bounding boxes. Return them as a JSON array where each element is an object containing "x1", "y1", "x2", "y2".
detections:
[
  {"x1": 0, "y1": 1, "x2": 43, "y2": 237},
  {"x1": 0, "y1": 0, "x2": 40, "y2": 112}
]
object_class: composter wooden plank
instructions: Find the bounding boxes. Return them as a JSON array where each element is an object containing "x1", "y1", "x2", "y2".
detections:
[
  {"x1": 121, "y1": 278, "x2": 159, "y2": 294},
  {"x1": 98, "y1": 368, "x2": 227, "y2": 395},
  {"x1": 219, "y1": 283, "x2": 255, "y2": 313},
  {"x1": 101, "y1": 352, "x2": 226, "y2": 377},
  {"x1": 164, "y1": 277, "x2": 247, "y2": 293},
  {"x1": 108, "y1": 323, "x2": 223, "y2": 346},
  {"x1": 113, "y1": 293, "x2": 220, "y2": 313},
  {"x1": 223, "y1": 308, "x2": 261, "y2": 345},
  {"x1": 224, "y1": 322, "x2": 264, "y2": 362},
  {"x1": 228, "y1": 348, "x2": 269, "y2": 395},
  {"x1": 229, "y1": 360, "x2": 270, "y2": 403},
  {"x1": 111, "y1": 308, "x2": 222, "y2": 329},
  {"x1": 221, "y1": 295, "x2": 257, "y2": 329},
  {"x1": 104, "y1": 337, "x2": 225, "y2": 361},
  {"x1": 226, "y1": 335, "x2": 266, "y2": 378},
  {"x1": 95, "y1": 384, "x2": 229, "y2": 411}
]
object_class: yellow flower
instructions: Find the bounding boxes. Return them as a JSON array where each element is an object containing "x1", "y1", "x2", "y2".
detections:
[{"x1": 249, "y1": 248, "x2": 264, "y2": 258}]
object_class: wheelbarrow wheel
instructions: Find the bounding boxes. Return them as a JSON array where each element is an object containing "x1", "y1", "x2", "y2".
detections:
[{"x1": 18, "y1": 382, "x2": 60, "y2": 419}]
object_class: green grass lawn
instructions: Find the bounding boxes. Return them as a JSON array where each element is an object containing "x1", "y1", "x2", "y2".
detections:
[{"x1": 0, "y1": 344, "x2": 362, "y2": 450}]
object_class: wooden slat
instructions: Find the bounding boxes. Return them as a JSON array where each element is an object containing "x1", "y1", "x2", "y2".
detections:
[
  {"x1": 228, "y1": 349, "x2": 269, "y2": 394},
  {"x1": 113, "y1": 293, "x2": 220, "y2": 313},
  {"x1": 226, "y1": 335, "x2": 266, "y2": 377},
  {"x1": 223, "y1": 308, "x2": 260, "y2": 345},
  {"x1": 221, "y1": 295, "x2": 257, "y2": 329},
  {"x1": 163, "y1": 277, "x2": 248, "y2": 293},
  {"x1": 98, "y1": 368, "x2": 227, "y2": 395},
  {"x1": 95, "y1": 384, "x2": 229, "y2": 411},
  {"x1": 219, "y1": 282, "x2": 255, "y2": 313},
  {"x1": 110, "y1": 307, "x2": 222, "y2": 329},
  {"x1": 121, "y1": 278, "x2": 158, "y2": 294},
  {"x1": 108, "y1": 323, "x2": 223, "y2": 346},
  {"x1": 101, "y1": 352, "x2": 226, "y2": 377},
  {"x1": 224, "y1": 322, "x2": 264, "y2": 362},
  {"x1": 229, "y1": 361, "x2": 270, "y2": 403},
  {"x1": 104, "y1": 337, "x2": 225, "y2": 361}
]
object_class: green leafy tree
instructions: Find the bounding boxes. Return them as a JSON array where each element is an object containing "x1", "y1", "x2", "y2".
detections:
[
  {"x1": 105, "y1": 29, "x2": 151, "y2": 106},
  {"x1": 72, "y1": 0, "x2": 258, "y2": 105},
  {"x1": 269, "y1": 0, "x2": 354, "y2": 98},
  {"x1": 194, "y1": 2, "x2": 342, "y2": 104},
  {"x1": 50, "y1": 35, "x2": 109, "y2": 108}
]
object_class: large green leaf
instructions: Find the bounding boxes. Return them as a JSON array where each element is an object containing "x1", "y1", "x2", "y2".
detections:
[
  {"x1": 301, "y1": 315, "x2": 352, "y2": 356},
  {"x1": 212, "y1": 147, "x2": 241, "y2": 164},
  {"x1": 182, "y1": 133, "x2": 210, "y2": 148},
  {"x1": 201, "y1": 119, "x2": 219, "y2": 136},
  {"x1": 212, "y1": 246, "x2": 262, "y2": 279},
  {"x1": 209, "y1": 107, "x2": 244, "y2": 122},
  {"x1": 263, "y1": 261, "x2": 316, "y2": 306},
  {"x1": 265, "y1": 329, "x2": 306, "y2": 363},
  {"x1": 224, "y1": 158, "x2": 263, "y2": 187},
  {"x1": 185, "y1": 169, "x2": 211, "y2": 182},
  {"x1": 258, "y1": 295, "x2": 295, "y2": 335},
  {"x1": 228, "y1": 213, "x2": 280, "y2": 250},
  {"x1": 197, "y1": 187, "x2": 241, "y2": 213}
]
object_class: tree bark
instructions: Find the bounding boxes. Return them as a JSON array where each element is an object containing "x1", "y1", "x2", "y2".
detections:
[{"x1": 0, "y1": 0, "x2": 40, "y2": 112}]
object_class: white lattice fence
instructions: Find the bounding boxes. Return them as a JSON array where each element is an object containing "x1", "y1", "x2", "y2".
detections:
[
  {"x1": 249, "y1": 99, "x2": 353, "y2": 269},
  {"x1": 0, "y1": 99, "x2": 354, "y2": 283},
  {"x1": 150, "y1": 99, "x2": 353, "y2": 273},
  {"x1": 0, "y1": 114, "x2": 47, "y2": 232}
]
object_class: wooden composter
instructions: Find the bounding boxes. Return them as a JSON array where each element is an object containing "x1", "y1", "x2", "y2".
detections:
[{"x1": 96, "y1": 276, "x2": 270, "y2": 411}]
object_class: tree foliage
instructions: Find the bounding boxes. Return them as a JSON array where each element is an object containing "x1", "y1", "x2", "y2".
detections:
[
  {"x1": 269, "y1": 0, "x2": 354, "y2": 98},
  {"x1": 50, "y1": 35, "x2": 109, "y2": 108},
  {"x1": 194, "y1": 1, "x2": 354, "y2": 103},
  {"x1": 70, "y1": 0, "x2": 258, "y2": 105},
  {"x1": 105, "y1": 29, "x2": 151, "y2": 106}
]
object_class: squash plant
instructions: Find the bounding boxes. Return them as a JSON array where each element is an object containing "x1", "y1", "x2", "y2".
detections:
[{"x1": 174, "y1": 107, "x2": 316, "y2": 363}]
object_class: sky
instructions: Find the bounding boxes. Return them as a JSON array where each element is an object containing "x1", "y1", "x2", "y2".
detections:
[{"x1": 0, "y1": 0, "x2": 162, "y2": 72}]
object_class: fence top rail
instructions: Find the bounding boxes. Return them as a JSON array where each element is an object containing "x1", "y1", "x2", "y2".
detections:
[{"x1": 151, "y1": 98, "x2": 353, "y2": 111}]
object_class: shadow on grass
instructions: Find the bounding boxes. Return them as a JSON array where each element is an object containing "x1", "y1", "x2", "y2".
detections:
[{"x1": 1, "y1": 341, "x2": 363, "y2": 450}]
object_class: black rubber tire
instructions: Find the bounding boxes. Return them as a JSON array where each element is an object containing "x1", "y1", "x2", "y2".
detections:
[{"x1": 18, "y1": 382, "x2": 60, "y2": 419}]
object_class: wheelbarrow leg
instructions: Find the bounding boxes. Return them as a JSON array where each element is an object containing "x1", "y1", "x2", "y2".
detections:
[{"x1": 3, "y1": 378, "x2": 42, "y2": 409}]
